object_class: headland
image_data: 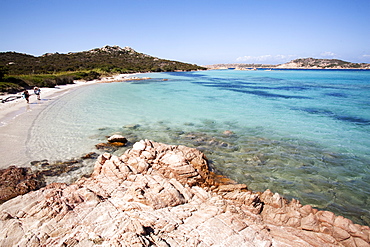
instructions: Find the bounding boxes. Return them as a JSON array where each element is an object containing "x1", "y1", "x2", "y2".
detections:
[{"x1": 204, "y1": 58, "x2": 370, "y2": 70}]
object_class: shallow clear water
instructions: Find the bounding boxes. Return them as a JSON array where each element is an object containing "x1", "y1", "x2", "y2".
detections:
[{"x1": 27, "y1": 69, "x2": 370, "y2": 225}]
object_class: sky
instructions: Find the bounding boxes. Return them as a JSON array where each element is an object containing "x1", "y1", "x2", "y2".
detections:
[{"x1": 1, "y1": 0, "x2": 370, "y2": 65}]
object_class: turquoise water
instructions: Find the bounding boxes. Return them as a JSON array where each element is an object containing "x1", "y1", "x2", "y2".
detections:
[{"x1": 27, "y1": 69, "x2": 370, "y2": 225}]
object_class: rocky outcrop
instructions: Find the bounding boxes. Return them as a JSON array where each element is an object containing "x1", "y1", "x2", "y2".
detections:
[
  {"x1": 0, "y1": 166, "x2": 44, "y2": 203},
  {"x1": 0, "y1": 153, "x2": 99, "y2": 202},
  {"x1": 0, "y1": 140, "x2": 369, "y2": 246}
]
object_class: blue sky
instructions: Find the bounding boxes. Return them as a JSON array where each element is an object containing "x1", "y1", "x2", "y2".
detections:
[{"x1": 1, "y1": 0, "x2": 369, "y2": 65}]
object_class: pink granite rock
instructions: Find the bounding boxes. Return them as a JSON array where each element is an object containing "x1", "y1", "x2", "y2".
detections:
[{"x1": 0, "y1": 140, "x2": 369, "y2": 246}]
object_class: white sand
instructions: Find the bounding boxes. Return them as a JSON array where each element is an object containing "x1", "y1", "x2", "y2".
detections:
[{"x1": 0, "y1": 74, "x2": 141, "y2": 169}]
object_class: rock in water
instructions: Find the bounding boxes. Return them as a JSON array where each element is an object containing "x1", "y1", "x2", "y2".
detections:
[
  {"x1": 0, "y1": 140, "x2": 369, "y2": 246},
  {"x1": 107, "y1": 134, "x2": 128, "y2": 144}
]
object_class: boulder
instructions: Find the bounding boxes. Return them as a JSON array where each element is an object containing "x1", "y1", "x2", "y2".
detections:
[
  {"x1": 107, "y1": 134, "x2": 127, "y2": 144},
  {"x1": 0, "y1": 166, "x2": 44, "y2": 203}
]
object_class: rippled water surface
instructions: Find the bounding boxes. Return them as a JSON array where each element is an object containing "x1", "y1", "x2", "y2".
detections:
[{"x1": 27, "y1": 69, "x2": 370, "y2": 225}]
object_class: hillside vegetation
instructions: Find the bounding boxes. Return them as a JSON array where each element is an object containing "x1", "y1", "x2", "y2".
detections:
[{"x1": 0, "y1": 45, "x2": 205, "y2": 93}]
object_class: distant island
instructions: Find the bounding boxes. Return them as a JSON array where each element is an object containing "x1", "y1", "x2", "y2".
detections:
[
  {"x1": 0, "y1": 45, "x2": 206, "y2": 93},
  {"x1": 205, "y1": 58, "x2": 370, "y2": 70}
]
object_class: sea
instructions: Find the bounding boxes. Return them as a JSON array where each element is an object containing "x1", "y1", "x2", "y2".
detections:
[{"x1": 25, "y1": 69, "x2": 370, "y2": 225}]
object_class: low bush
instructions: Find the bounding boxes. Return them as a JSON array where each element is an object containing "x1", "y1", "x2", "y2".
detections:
[
  {"x1": 1, "y1": 71, "x2": 102, "y2": 93},
  {"x1": 0, "y1": 82, "x2": 23, "y2": 93}
]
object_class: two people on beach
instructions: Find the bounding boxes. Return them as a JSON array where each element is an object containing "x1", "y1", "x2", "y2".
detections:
[{"x1": 22, "y1": 87, "x2": 41, "y2": 103}]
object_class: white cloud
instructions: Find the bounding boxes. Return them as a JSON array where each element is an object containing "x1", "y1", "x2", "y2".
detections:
[
  {"x1": 360, "y1": 54, "x2": 370, "y2": 63},
  {"x1": 320, "y1": 51, "x2": 337, "y2": 58},
  {"x1": 236, "y1": 54, "x2": 296, "y2": 64},
  {"x1": 236, "y1": 55, "x2": 271, "y2": 62}
]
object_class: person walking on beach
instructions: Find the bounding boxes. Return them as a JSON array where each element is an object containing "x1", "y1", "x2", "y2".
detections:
[
  {"x1": 22, "y1": 89, "x2": 30, "y2": 103},
  {"x1": 34, "y1": 87, "x2": 41, "y2": 100}
]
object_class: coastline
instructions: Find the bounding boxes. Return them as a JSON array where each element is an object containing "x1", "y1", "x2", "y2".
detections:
[
  {"x1": 0, "y1": 70, "x2": 369, "y2": 243},
  {"x1": 0, "y1": 73, "x2": 143, "y2": 169},
  {"x1": 205, "y1": 67, "x2": 370, "y2": 70},
  {"x1": 0, "y1": 73, "x2": 146, "y2": 126}
]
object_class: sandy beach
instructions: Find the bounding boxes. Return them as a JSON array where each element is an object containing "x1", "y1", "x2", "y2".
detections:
[{"x1": 0, "y1": 73, "x2": 141, "y2": 169}]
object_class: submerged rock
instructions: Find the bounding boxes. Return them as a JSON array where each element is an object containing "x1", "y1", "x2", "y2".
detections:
[
  {"x1": 123, "y1": 124, "x2": 140, "y2": 129},
  {"x1": 29, "y1": 153, "x2": 98, "y2": 185},
  {"x1": 95, "y1": 142, "x2": 122, "y2": 152},
  {"x1": 0, "y1": 140, "x2": 369, "y2": 246},
  {"x1": 223, "y1": 130, "x2": 235, "y2": 135}
]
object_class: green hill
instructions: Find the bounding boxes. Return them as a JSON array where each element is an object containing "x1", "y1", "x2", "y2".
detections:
[{"x1": 0, "y1": 45, "x2": 205, "y2": 93}]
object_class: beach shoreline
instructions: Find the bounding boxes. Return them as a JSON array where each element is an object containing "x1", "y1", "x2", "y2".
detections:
[
  {"x1": 0, "y1": 73, "x2": 143, "y2": 169},
  {"x1": 1, "y1": 69, "x2": 370, "y2": 229},
  {"x1": 0, "y1": 73, "x2": 145, "y2": 126}
]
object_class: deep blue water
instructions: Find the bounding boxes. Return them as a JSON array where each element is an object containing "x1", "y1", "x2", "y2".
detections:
[{"x1": 27, "y1": 69, "x2": 370, "y2": 225}]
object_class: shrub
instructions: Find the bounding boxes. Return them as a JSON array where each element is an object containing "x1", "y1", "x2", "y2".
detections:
[
  {"x1": 56, "y1": 75, "x2": 74, "y2": 85},
  {"x1": 3, "y1": 76, "x2": 29, "y2": 87},
  {"x1": 0, "y1": 82, "x2": 23, "y2": 93}
]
